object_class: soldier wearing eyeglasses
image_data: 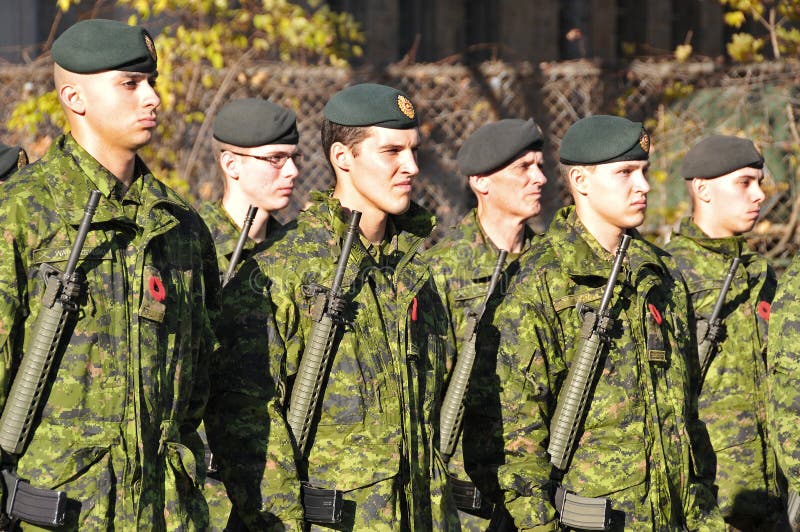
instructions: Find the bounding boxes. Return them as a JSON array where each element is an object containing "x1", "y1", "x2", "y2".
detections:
[{"x1": 197, "y1": 98, "x2": 301, "y2": 277}]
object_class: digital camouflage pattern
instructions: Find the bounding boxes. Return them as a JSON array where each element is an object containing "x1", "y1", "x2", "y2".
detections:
[
  {"x1": 666, "y1": 217, "x2": 780, "y2": 527},
  {"x1": 425, "y1": 209, "x2": 534, "y2": 530},
  {"x1": 0, "y1": 135, "x2": 220, "y2": 530},
  {"x1": 766, "y1": 251, "x2": 800, "y2": 512},
  {"x1": 196, "y1": 200, "x2": 282, "y2": 530},
  {"x1": 196, "y1": 200, "x2": 282, "y2": 280},
  {"x1": 207, "y1": 191, "x2": 460, "y2": 531},
  {"x1": 495, "y1": 206, "x2": 723, "y2": 531}
]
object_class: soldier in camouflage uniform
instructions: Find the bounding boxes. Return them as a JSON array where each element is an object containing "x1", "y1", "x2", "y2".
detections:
[
  {"x1": 666, "y1": 135, "x2": 782, "y2": 530},
  {"x1": 197, "y1": 98, "x2": 300, "y2": 277},
  {"x1": 0, "y1": 19, "x2": 219, "y2": 529},
  {"x1": 0, "y1": 143, "x2": 27, "y2": 181},
  {"x1": 495, "y1": 115, "x2": 723, "y2": 530},
  {"x1": 198, "y1": 98, "x2": 300, "y2": 531},
  {"x1": 426, "y1": 118, "x2": 546, "y2": 531},
  {"x1": 207, "y1": 83, "x2": 459, "y2": 530}
]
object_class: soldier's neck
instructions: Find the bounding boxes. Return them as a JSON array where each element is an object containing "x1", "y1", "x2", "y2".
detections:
[
  {"x1": 71, "y1": 132, "x2": 137, "y2": 187},
  {"x1": 223, "y1": 195, "x2": 270, "y2": 243},
  {"x1": 477, "y1": 206, "x2": 527, "y2": 253},
  {"x1": 575, "y1": 205, "x2": 625, "y2": 253}
]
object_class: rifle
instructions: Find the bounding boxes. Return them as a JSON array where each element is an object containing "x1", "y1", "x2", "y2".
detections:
[
  {"x1": 439, "y1": 250, "x2": 507, "y2": 461},
  {"x1": 547, "y1": 233, "x2": 631, "y2": 531},
  {"x1": 788, "y1": 488, "x2": 800, "y2": 531},
  {"x1": 286, "y1": 210, "x2": 361, "y2": 453},
  {"x1": 697, "y1": 257, "x2": 740, "y2": 389},
  {"x1": 222, "y1": 205, "x2": 258, "y2": 287},
  {"x1": 0, "y1": 189, "x2": 101, "y2": 527}
]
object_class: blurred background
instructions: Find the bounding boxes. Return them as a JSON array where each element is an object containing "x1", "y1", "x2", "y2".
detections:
[{"x1": 1, "y1": 0, "x2": 799, "y2": 267}]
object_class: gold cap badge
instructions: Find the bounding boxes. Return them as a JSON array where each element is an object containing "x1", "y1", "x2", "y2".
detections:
[
  {"x1": 397, "y1": 95, "x2": 415, "y2": 120},
  {"x1": 144, "y1": 32, "x2": 157, "y2": 62},
  {"x1": 17, "y1": 149, "x2": 27, "y2": 169},
  {"x1": 639, "y1": 129, "x2": 650, "y2": 153}
]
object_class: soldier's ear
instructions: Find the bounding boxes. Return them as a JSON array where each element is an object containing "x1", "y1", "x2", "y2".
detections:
[
  {"x1": 59, "y1": 83, "x2": 85, "y2": 115},
  {"x1": 692, "y1": 178, "x2": 712, "y2": 203},
  {"x1": 569, "y1": 166, "x2": 590, "y2": 197},
  {"x1": 219, "y1": 150, "x2": 239, "y2": 179},
  {"x1": 469, "y1": 174, "x2": 490, "y2": 195},
  {"x1": 329, "y1": 142, "x2": 352, "y2": 173}
]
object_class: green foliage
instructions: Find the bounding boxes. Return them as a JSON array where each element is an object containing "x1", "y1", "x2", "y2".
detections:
[
  {"x1": 8, "y1": 0, "x2": 364, "y2": 199},
  {"x1": 717, "y1": 0, "x2": 800, "y2": 61}
]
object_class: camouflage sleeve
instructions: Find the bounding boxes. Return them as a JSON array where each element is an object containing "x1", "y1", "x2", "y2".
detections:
[
  {"x1": 495, "y1": 292, "x2": 559, "y2": 529},
  {"x1": 181, "y1": 216, "x2": 220, "y2": 475},
  {"x1": 766, "y1": 257, "x2": 800, "y2": 494},
  {"x1": 205, "y1": 257, "x2": 303, "y2": 531}
]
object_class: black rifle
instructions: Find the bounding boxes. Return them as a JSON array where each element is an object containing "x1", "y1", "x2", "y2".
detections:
[
  {"x1": 697, "y1": 257, "x2": 740, "y2": 390},
  {"x1": 547, "y1": 233, "x2": 631, "y2": 531},
  {"x1": 0, "y1": 190, "x2": 101, "y2": 527},
  {"x1": 222, "y1": 205, "x2": 258, "y2": 287}
]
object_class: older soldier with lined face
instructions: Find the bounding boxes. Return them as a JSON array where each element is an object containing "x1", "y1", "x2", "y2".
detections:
[
  {"x1": 0, "y1": 19, "x2": 219, "y2": 529},
  {"x1": 426, "y1": 118, "x2": 546, "y2": 531},
  {"x1": 666, "y1": 135, "x2": 782, "y2": 531},
  {"x1": 208, "y1": 83, "x2": 459, "y2": 531},
  {"x1": 493, "y1": 115, "x2": 724, "y2": 530}
]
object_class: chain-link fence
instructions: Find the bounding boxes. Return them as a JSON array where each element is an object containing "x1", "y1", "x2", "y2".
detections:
[{"x1": 2, "y1": 57, "x2": 799, "y2": 258}]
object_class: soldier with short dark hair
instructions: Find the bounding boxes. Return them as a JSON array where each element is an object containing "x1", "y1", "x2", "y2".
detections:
[
  {"x1": 208, "y1": 83, "x2": 459, "y2": 530},
  {"x1": 0, "y1": 18, "x2": 219, "y2": 529},
  {"x1": 666, "y1": 135, "x2": 782, "y2": 531},
  {"x1": 494, "y1": 115, "x2": 724, "y2": 530},
  {"x1": 426, "y1": 118, "x2": 547, "y2": 531}
]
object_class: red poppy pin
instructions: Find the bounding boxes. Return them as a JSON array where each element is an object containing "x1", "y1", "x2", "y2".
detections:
[
  {"x1": 757, "y1": 300, "x2": 771, "y2": 321},
  {"x1": 648, "y1": 303, "x2": 663, "y2": 325},
  {"x1": 410, "y1": 297, "x2": 418, "y2": 322},
  {"x1": 149, "y1": 276, "x2": 166, "y2": 302}
]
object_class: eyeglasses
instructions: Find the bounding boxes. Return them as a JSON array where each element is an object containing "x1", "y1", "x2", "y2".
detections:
[{"x1": 228, "y1": 150, "x2": 303, "y2": 169}]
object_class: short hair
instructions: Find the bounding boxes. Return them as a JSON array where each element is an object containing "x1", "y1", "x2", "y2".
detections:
[
  {"x1": 559, "y1": 163, "x2": 596, "y2": 193},
  {"x1": 321, "y1": 119, "x2": 370, "y2": 161}
]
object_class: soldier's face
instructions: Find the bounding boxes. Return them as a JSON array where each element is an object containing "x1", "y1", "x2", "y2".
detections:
[
  {"x1": 575, "y1": 160, "x2": 650, "y2": 230},
  {"x1": 481, "y1": 149, "x2": 547, "y2": 221},
  {"x1": 228, "y1": 144, "x2": 300, "y2": 212},
  {"x1": 345, "y1": 126, "x2": 420, "y2": 216},
  {"x1": 79, "y1": 70, "x2": 160, "y2": 152},
  {"x1": 699, "y1": 167, "x2": 765, "y2": 236}
]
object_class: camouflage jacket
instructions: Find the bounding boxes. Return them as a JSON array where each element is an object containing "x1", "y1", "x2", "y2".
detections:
[
  {"x1": 0, "y1": 135, "x2": 220, "y2": 530},
  {"x1": 196, "y1": 200, "x2": 282, "y2": 280},
  {"x1": 208, "y1": 191, "x2": 458, "y2": 531},
  {"x1": 495, "y1": 206, "x2": 722, "y2": 531},
  {"x1": 425, "y1": 209, "x2": 534, "y2": 505},
  {"x1": 666, "y1": 218, "x2": 778, "y2": 520},
  {"x1": 766, "y1": 253, "x2": 800, "y2": 496}
]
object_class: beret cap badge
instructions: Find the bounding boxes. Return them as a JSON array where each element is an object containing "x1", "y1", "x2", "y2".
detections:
[
  {"x1": 639, "y1": 130, "x2": 650, "y2": 153},
  {"x1": 144, "y1": 32, "x2": 157, "y2": 62},
  {"x1": 397, "y1": 95, "x2": 415, "y2": 120}
]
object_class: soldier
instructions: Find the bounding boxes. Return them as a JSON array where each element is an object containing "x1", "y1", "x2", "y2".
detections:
[
  {"x1": 494, "y1": 115, "x2": 723, "y2": 530},
  {"x1": 666, "y1": 135, "x2": 782, "y2": 530},
  {"x1": 425, "y1": 118, "x2": 546, "y2": 530},
  {"x1": 198, "y1": 99, "x2": 300, "y2": 529},
  {"x1": 0, "y1": 19, "x2": 219, "y2": 529},
  {"x1": 198, "y1": 98, "x2": 300, "y2": 276},
  {"x1": 0, "y1": 143, "x2": 27, "y2": 181},
  {"x1": 207, "y1": 83, "x2": 459, "y2": 530}
]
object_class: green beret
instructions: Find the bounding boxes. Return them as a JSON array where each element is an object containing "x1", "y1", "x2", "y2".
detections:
[
  {"x1": 559, "y1": 115, "x2": 650, "y2": 165},
  {"x1": 323, "y1": 83, "x2": 418, "y2": 129},
  {"x1": 457, "y1": 118, "x2": 544, "y2": 175},
  {"x1": 52, "y1": 19, "x2": 157, "y2": 74},
  {"x1": 0, "y1": 144, "x2": 27, "y2": 181},
  {"x1": 213, "y1": 99, "x2": 299, "y2": 147},
  {"x1": 681, "y1": 135, "x2": 763, "y2": 179}
]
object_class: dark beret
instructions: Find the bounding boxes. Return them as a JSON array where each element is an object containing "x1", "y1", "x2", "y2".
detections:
[
  {"x1": 559, "y1": 115, "x2": 649, "y2": 165},
  {"x1": 457, "y1": 118, "x2": 544, "y2": 175},
  {"x1": 324, "y1": 83, "x2": 418, "y2": 129},
  {"x1": 681, "y1": 135, "x2": 764, "y2": 179},
  {"x1": 0, "y1": 144, "x2": 27, "y2": 181},
  {"x1": 52, "y1": 19, "x2": 157, "y2": 74},
  {"x1": 213, "y1": 99, "x2": 299, "y2": 147}
]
